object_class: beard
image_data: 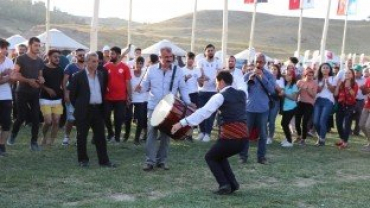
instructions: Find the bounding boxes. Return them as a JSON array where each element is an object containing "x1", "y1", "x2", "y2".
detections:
[{"x1": 110, "y1": 58, "x2": 117, "y2": 63}]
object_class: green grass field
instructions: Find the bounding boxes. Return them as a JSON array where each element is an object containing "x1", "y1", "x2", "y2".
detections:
[{"x1": 1, "y1": 122, "x2": 370, "y2": 208}]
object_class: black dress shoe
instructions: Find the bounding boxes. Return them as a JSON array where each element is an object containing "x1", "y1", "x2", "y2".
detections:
[
  {"x1": 79, "y1": 161, "x2": 89, "y2": 168},
  {"x1": 143, "y1": 164, "x2": 154, "y2": 171},
  {"x1": 100, "y1": 162, "x2": 117, "y2": 168},
  {"x1": 257, "y1": 157, "x2": 267, "y2": 164},
  {"x1": 230, "y1": 181, "x2": 240, "y2": 193},
  {"x1": 157, "y1": 163, "x2": 169, "y2": 170},
  {"x1": 240, "y1": 157, "x2": 248, "y2": 164},
  {"x1": 213, "y1": 185, "x2": 232, "y2": 195}
]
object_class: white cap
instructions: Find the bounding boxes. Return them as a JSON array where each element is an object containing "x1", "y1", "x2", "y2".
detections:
[{"x1": 102, "y1": 45, "x2": 110, "y2": 51}]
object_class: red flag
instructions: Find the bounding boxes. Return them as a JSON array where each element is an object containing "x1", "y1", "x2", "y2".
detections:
[
  {"x1": 289, "y1": 0, "x2": 301, "y2": 10},
  {"x1": 337, "y1": 0, "x2": 347, "y2": 15}
]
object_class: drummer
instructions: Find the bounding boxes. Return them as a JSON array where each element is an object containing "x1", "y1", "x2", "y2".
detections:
[
  {"x1": 138, "y1": 46, "x2": 194, "y2": 171},
  {"x1": 171, "y1": 71, "x2": 248, "y2": 195}
]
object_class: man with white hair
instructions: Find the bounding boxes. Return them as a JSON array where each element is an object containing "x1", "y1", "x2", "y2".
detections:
[
  {"x1": 139, "y1": 47, "x2": 194, "y2": 171},
  {"x1": 69, "y1": 52, "x2": 115, "y2": 168}
]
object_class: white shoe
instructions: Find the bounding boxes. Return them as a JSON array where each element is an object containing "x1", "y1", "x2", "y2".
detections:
[
  {"x1": 282, "y1": 142, "x2": 293, "y2": 147},
  {"x1": 197, "y1": 133, "x2": 205, "y2": 141},
  {"x1": 281, "y1": 139, "x2": 288, "y2": 145},
  {"x1": 62, "y1": 137, "x2": 70, "y2": 146},
  {"x1": 266, "y1": 137, "x2": 273, "y2": 145},
  {"x1": 202, "y1": 134, "x2": 211, "y2": 142}
]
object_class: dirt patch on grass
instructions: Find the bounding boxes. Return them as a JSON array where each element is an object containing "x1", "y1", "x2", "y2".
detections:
[
  {"x1": 294, "y1": 178, "x2": 317, "y2": 188},
  {"x1": 147, "y1": 191, "x2": 167, "y2": 200},
  {"x1": 109, "y1": 194, "x2": 136, "y2": 202}
]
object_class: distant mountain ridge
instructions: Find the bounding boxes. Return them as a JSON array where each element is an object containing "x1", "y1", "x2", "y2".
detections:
[{"x1": 2, "y1": 0, "x2": 369, "y2": 59}]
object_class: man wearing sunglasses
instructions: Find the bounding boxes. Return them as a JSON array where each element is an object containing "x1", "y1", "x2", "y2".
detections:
[{"x1": 62, "y1": 48, "x2": 86, "y2": 146}]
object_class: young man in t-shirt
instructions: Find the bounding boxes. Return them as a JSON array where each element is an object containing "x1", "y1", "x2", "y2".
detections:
[
  {"x1": 0, "y1": 39, "x2": 14, "y2": 156},
  {"x1": 40, "y1": 49, "x2": 64, "y2": 146},
  {"x1": 8, "y1": 37, "x2": 45, "y2": 151},
  {"x1": 62, "y1": 48, "x2": 85, "y2": 145},
  {"x1": 104, "y1": 46, "x2": 132, "y2": 142},
  {"x1": 196, "y1": 44, "x2": 222, "y2": 142},
  {"x1": 182, "y1": 52, "x2": 201, "y2": 141}
]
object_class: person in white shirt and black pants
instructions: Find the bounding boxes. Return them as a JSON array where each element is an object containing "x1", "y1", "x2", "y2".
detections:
[{"x1": 172, "y1": 71, "x2": 248, "y2": 195}]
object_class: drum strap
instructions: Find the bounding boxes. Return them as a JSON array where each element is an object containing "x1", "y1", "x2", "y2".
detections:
[{"x1": 169, "y1": 65, "x2": 177, "y2": 92}]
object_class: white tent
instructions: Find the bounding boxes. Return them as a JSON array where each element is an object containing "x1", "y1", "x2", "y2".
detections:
[
  {"x1": 142, "y1": 39, "x2": 186, "y2": 56},
  {"x1": 235, "y1": 48, "x2": 273, "y2": 62},
  {"x1": 19, "y1": 29, "x2": 88, "y2": 51},
  {"x1": 6, "y1": 35, "x2": 27, "y2": 50}
]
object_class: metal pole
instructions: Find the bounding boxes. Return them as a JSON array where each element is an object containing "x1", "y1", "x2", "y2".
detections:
[
  {"x1": 127, "y1": 0, "x2": 133, "y2": 45},
  {"x1": 90, "y1": 0, "x2": 100, "y2": 51},
  {"x1": 221, "y1": 0, "x2": 228, "y2": 65},
  {"x1": 297, "y1": 0, "x2": 303, "y2": 58},
  {"x1": 45, "y1": 0, "x2": 51, "y2": 52},
  {"x1": 248, "y1": 2, "x2": 257, "y2": 62},
  {"x1": 190, "y1": 0, "x2": 198, "y2": 52},
  {"x1": 319, "y1": 0, "x2": 332, "y2": 64}
]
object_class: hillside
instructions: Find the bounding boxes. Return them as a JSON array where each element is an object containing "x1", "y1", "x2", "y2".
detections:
[{"x1": 2, "y1": 0, "x2": 370, "y2": 59}]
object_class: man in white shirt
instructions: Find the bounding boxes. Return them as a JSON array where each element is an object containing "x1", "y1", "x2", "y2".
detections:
[
  {"x1": 196, "y1": 44, "x2": 222, "y2": 142},
  {"x1": 171, "y1": 71, "x2": 248, "y2": 195},
  {"x1": 0, "y1": 39, "x2": 14, "y2": 156},
  {"x1": 227, "y1": 56, "x2": 245, "y2": 90},
  {"x1": 182, "y1": 52, "x2": 202, "y2": 141},
  {"x1": 140, "y1": 47, "x2": 194, "y2": 171}
]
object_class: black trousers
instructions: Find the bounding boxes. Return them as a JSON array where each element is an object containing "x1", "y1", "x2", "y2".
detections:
[
  {"x1": 76, "y1": 105, "x2": 109, "y2": 165},
  {"x1": 205, "y1": 139, "x2": 247, "y2": 188},
  {"x1": 12, "y1": 92, "x2": 40, "y2": 142},
  {"x1": 281, "y1": 108, "x2": 296, "y2": 143},
  {"x1": 125, "y1": 102, "x2": 147, "y2": 140},
  {"x1": 351, "y1": 99, "x2": 364, "y2": 134},
  {"x1": 295, "y1": 102, "x2": 314, "y2": 140},
  {"x1": 104, "y1": 100, "x2": 126, "y2": 141}
]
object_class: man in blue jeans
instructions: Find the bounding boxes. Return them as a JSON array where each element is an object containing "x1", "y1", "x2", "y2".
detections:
[{"x1": 240, "y1": 53, "x2": 276, "y2": 164}]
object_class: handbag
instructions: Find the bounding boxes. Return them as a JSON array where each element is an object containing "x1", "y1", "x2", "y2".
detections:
[{"x1": 255, "y1": 77, "x2": 275, "y2": 109}]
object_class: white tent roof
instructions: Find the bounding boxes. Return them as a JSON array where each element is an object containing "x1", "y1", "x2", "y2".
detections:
[
  {"x1": 19, "y1": 29, "x2": 88, "y2": 51},
  {"x1": 235, "y1": 48, "x2": 273, "y2": 62},
  {"x1": 142, "y1": 39, "x2": 186, "y2": 56},
  {"x1": 6, "y1": 35, "x2": 27, "y2": 50}
]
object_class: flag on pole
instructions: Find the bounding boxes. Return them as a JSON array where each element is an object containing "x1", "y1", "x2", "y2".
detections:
[
  {"x1": 244, "y1": 0, "x2": 268, "y2": 4},
  {"x1": 289, "y1": 0, "x2": 300, "y2": 10},
  {"x1": 337, "y1": 0, "x2": 358, "y2": 16},
  {"x1": 289, "y1": 0, "x2": 314, "y2": 10},
  {"x1": 360, "y1": 53, "x2": 365, "y2": 64},
  {"x1": 302, "y1": 0, "x2": 314, "y2": 9}
]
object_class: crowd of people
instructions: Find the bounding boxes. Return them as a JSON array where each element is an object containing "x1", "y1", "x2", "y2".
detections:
[{"x1": 1, "y1": 36, "x2": 370, "y2": 195}]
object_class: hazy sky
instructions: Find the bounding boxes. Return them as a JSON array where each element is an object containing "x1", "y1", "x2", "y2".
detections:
[{"x1": 33, "y1": 0, "x2": 369, "y2": 23}]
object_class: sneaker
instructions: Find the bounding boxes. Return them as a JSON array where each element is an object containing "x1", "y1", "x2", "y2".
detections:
[
  {"x1": 315, "y1": 139, "x2": 325, "y2": 146},
  {"x1": 266, "y1": 137, "x2": 273, "y2": 145},
  {"x1": 202, "y1": 134, "x2": 211, "y2": 142},
  {"x1": 299, "y1": 139, "x2": 306, "y2": 146},
  {"x1": 282, "y1": 142, "x2": 293, "y2": 147},
  {"x1": 30, "y1": 142, "x2": 42, "y2": 151},
  {"x1": 281, "y1": 139, "x2": 288, "y2": 145},
  {"x1": 197, "y1": 132, "x2": 205, "y2": 141},
  {"x1": 0, "y1": 149, "x2": 8, "y2": 157},
  {"x1": 62, "y1": 137, "x2": 70, "y2": 146},
  {"x1": 7, "y1": 133, "x2": 16, "y2": 145}
]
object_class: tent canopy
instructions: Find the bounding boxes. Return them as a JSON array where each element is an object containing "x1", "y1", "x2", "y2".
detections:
[
  {"x1": 235, "y1": 48, "x2": 273, "y2": 62},
  {"x1": 142, "y1": 39, "x2": 186, "y2": 56},
  {"x1": 6, "y1": 35, "x2": 27, "y2": 50},
  {"x1": 18, "y1": 29, "x2": 88, "y2": 51}
]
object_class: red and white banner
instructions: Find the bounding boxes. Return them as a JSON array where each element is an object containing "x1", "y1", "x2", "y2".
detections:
[
  {"x1": 289, "y1": 0, "x2": 315, "y2": 10},
  {"x1": 244, "y1": 0, "x2": 268, "y2": 4}
]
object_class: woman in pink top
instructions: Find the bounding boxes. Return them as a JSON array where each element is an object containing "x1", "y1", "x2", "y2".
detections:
[{"x1": 295, "y1": 67, "x2": 318, "y2": 145}]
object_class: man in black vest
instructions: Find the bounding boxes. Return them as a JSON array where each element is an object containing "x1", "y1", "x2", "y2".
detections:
[
  {"x1": 172, "y1": 71, "x2": 248, "y2": 195},
  {"x1": 69, "y1": 52, "x2": 115, "y2": 168}
]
